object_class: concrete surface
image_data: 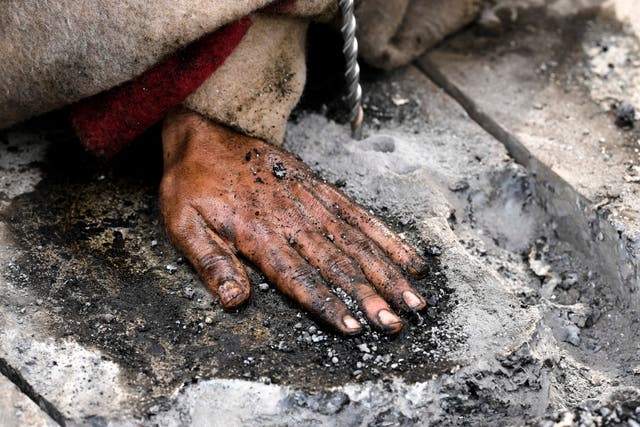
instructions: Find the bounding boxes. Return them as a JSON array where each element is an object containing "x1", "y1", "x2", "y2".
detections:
[
  {"x1": 0, "y1": 1, "x2": 639, "y2": 425},
  {"x1": 421, "y1": 0, "x2": 640, "y2": 304},
  {"x1": 420, "y1": 0, "x2": 640, "y2": 393},
  {"x1": 0, "y1": 374, "x2": 57, "y2": 427}
]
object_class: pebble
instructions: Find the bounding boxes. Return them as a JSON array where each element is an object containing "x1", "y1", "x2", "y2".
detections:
[
  {"x1": 150, "y1": 240, "x2": 158, "y2": 247},
  {"x1": 204, "y1": 316, "x2": 213, "y2": 324},
  {"x1": 562, "y1": 324, "x2": 581, "y2": 347},
  {"x1": 183, "y1": 287, "x2": 195, "y2": 299},
  {"x1": 560, "y1": 273, "x2": 578, "y2": 289},
  {"x1": 166, "y1": 265, "x2": 178, "y2": 274},
  {"x1": 616, "y1": 102, "x2": 636, "y2": 128},
  {"x1": 448, "y1": 180, "x2": 470, "y2": 192},
  {"x1": 391, "y1": 96, "x2": 410, "y2": 106},
  {"x1": 258, "y1": 283, "x2": 269, "y2": 291},
  {"x1": 357, "y1": 343, "x2": 371, "y2": 353},
  {"x1": 331, "y1": 357, "x2": 339, "y2": 364},
  {"x1": 426, "y1": 293, "x2": 439, "y2": 306},
  {"x1": 272, "y1": 162, "x2": 287, "y2": 179},
  {"x1": 290, "y1": 391, "x2": 350, "y2": 415}
]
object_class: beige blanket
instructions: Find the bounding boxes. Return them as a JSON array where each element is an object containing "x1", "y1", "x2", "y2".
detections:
[{"x1": 0, "y1": 0, "x2": 479, "y2": 145}]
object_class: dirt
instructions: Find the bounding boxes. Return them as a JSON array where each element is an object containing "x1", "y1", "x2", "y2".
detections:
[{"x1": 0, "y1": 117, "x2": 458, "y2": 417}]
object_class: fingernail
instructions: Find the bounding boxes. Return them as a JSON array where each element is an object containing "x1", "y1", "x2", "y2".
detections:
[
  {"x1": 218, "y1": 281, "x2": 244, "y2": 305},
  {"x1": 377, "y1": 309, "x2": 402, "y2": 327},
  {"x1": 343, "y1": 315, "x2": 362, "y2": 332},
  {"x1": 403, "y1": 291, "x2": 425, "y2": 310}
]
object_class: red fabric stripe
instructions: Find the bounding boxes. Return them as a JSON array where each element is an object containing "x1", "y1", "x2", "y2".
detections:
[{"x1": 71, "y1": 17, "x2": 252, "y2": 157}]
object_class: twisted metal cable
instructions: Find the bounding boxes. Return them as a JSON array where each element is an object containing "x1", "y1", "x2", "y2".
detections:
[{"x1": 338, "y1": 0, "x2": 364, "y2": 139}]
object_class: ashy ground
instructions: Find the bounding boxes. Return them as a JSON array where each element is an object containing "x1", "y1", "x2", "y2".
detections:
[{"x1": 0, "y1": 0, "x2": 639, "y2": 425}]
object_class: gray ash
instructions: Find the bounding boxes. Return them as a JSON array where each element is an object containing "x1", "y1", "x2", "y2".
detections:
[{"x1": 1, "y1": 138, "x2": 461, "y2": 417}]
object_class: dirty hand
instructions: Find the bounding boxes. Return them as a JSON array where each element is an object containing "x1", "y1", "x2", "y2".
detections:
[{"x1": 160, "y1": 108, "x2": 428, "y2": 335}]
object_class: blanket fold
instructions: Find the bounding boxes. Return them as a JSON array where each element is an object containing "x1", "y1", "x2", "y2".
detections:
[
  {"x1": 70, "y1": 18, "x2": 252, "y2": 157},
  {"x1": 0, "y1": 0, "x2": 481, "y2": 156}
]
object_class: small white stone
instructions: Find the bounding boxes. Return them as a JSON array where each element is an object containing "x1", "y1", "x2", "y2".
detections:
[{"x1": 357, "y1": 343, "x2": 371, "y2": 353}]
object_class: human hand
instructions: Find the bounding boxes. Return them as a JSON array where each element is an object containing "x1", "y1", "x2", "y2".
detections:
[{"x1": 159, "y1": 108, "x2": 428, "y2": 335}]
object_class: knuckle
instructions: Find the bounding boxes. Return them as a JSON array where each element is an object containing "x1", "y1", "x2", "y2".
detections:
[
  {"x1": 164, "y1": 208, "x2": 193, "y2": 238},
  {"x1": 326, "y1": 256, "x2": 356, "y2": 278},
  {"x1": 352, "y1": 234, "x2": 375, "y2": 253},
  {"x1": 197, "y1": 253, "x2": 233, "y2": 278},
  {"x1": 236, "y1": 218, "x2": 268, "y2": 241},
  {"x1": 357, "y1": 287, "x2": 379, "y2": 304},
  {"x1": 287, "y1": 265, "x2": 317, "y2": 286}
]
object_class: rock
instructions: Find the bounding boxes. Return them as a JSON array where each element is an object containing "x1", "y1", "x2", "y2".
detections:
[
  {"x1": 449, "y1": 180, "x2": 470, "y2": 192},
  {"x1": 290, "y1": 390, "x2": 350, "y2": 415},
  {"x1": 562, "y1": 323, "x2": 581, "y2": 347},
  {"x1": 357, "y1": 344, "x2": 371, "y2": 354},
  {"x1": 183, "y1": 287, "x2": 195, "y2": 299},
  {"x1": 272, "y1": 162, "x2": 287, "y2": 179},
  {"x1": 616, "y1": 102, "x2": 636, "y2": 128},
  {"x1": 370, "y1": 409, "x2": 415, "y2": 427},
  {"x1": 477, "y1": 7, "x2": 503, "y2": 35}
]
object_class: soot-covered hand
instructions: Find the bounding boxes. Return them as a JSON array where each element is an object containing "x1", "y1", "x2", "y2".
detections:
[{"x1": 160, "y1": 108, "x2": 428, "y2": 335}]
